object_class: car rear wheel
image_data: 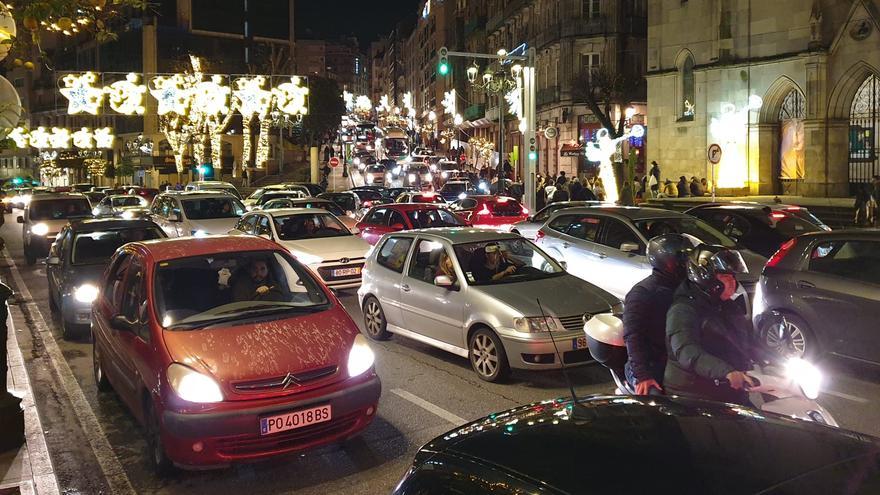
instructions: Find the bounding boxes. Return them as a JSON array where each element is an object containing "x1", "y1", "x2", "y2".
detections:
[
  {"x1": 761, "y1": 313, "x2": 817, "y2": 360},
  {"x1": 146, "y1": 399, "x2": 174, "y2": 475},
  {"x1": 468, "y1": 328, "x2": 509, "y2": 382},
  {"x1": 92, "y1": 342, "x2": 111, "y2": 392},
  {"x1": 363, "y1": 296, "x2": 391, "y2": 341}
]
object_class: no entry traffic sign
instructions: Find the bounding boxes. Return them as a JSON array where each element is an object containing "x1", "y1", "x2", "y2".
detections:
[{"x1": 329, "y1": 157, "x2": 340, "y2": 168}]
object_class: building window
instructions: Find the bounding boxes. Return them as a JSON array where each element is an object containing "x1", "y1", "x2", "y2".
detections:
[
  {"x1": 582, "y1": 0, "x2": 600, "y2": 19},
  {"x1": 679, "y1": 54, "x2": 695, "y2": 121},
  {"x1": 581, "y1": 53, "x2": 601, "y2": 81}
]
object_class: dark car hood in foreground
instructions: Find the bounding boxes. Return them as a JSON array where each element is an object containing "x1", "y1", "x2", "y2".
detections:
[
  {"x1": 420, "y1": 396, "x2": 880, "y2": 494},
  {"x1": 474, "y1": 273, "x2": 619, "y2": 317}
]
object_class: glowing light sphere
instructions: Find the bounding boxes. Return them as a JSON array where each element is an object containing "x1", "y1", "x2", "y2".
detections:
[
  {"x1": 60, "y1": 72, "x2": 104, "y2": 115},
  {"x1": 630, "y1": 124, "x2": 645, "y2": 139},
  {"x1": 748, "y1": 94, "x2": 764, "y2": 111},
  {"x1": 0, "y1": 9, "x2": 16, "y2": 61},
  {"x1": 105, "y1": 73, "x2": 146, "y2": 115},
  {"x1": 355, "y1": 95, "x2": 372, "y2": 112}
]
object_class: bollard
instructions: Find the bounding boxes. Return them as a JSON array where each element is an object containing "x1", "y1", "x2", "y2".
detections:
[
  {"x1": 310, "y1": 147, "x2": 319, "y2": 184},
  {"x1": 0, "y1": 281, "x2": 24, "y2": 452}
]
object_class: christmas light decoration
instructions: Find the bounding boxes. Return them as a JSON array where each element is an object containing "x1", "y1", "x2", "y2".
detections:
[
  {"x1": 150, "y1": 74, "x2": 192, "y2": 115},
  {"x1": 343, "y1": 91, "x2": 354, "y2": 112},
  {"x1": 9, "y1": 126, "x2": 116, "y2": 150},
  {"x1": 59, "y1": 72, "x2": 104, "y2": 115},
  {"x1": 8, "y1": 127, "x2": 28, "y2": 148},
  {"x1": 584, "y1": 125, "x2": 645, "y2": 204},
  {"x1": 234, "y1": 76, "x2": 273, "y2": 118},
  {"x1": 105, "y1": 73, "x2": 146, "y2": 115},
  {"x1": 28, "y1": 127, "x2": 51, "y2": 149},
  {"x1": 709, "y1": 96, "x2": 762, "y2": 188},
  {"x1": 355, "y1": 95, "x2": 372, "y2": 113},
  {"x1": 193, "y1": 75, "x2": 231, "y2": 117},
  {"x1": 72, "y1": 127, "x2": 94, "y2": 148},
  {"x1": 93, "y1": 127, "x2": 115, "y2": 149},
  {"x1": 272, "y1": 76, "x2": 309, "y2": 115},
  {"x1": 49, "y1": 127, "x2": 71, "y2": 149},
  {"x1": 441, "y1": 90, "x2": 456, "y2": 116}
]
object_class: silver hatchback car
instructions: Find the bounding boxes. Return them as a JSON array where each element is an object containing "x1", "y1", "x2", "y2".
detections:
[{"x1": 357, "y1": 229, "x2": 620, "y2": 381}]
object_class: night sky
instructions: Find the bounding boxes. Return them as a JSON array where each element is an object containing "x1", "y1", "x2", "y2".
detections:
[{"x1": 295, "y1": 0, "x2": 421, "y2": 47}]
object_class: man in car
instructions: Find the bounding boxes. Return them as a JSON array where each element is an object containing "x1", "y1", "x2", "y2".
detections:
[
  {"x1": 233, "y1": 259, "x2": 284, "y2": 302},
  {"x1": 473, "y1": 243, "x2": 519, "y2": 282},
  {"x1": 623, "y1": 234, "x2": 693, "y2": 395}
]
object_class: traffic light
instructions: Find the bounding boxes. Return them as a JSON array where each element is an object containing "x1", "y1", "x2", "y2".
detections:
[
  {"x1": 438, "y1": 46, "x2": 449, "y2": 76},
  {"x1": 528, "y1": 137, "x2": 537, "y2": 161}
]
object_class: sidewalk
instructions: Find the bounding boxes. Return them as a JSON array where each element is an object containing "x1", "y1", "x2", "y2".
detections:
[{"x1": 1, "y1": 308, "x2": 59, "y2": 495}]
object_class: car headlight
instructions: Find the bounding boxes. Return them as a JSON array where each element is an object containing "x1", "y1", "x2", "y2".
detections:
[
  {"x1": 441, "y1": 171, "x2": 449, "y2": 179},
  {"x1": 430, "y1": 164, "x2": 437, "y2": 172},
  {"x1": 74, "y1": 284, "x2": 99, "y2": 303},
  {"x1": 291, "y1": 250, "x2": 323, "y2": 265},
  {"x1": 167, "y1": 363, "x2": 224, "y2": 403},
  {"x1": 514, "y1": 316, "x2": 563, "y2": 333},
  {"x1": 347, "y1": 334, "x2": 375, "y2": 377},
  {"x1": 408, "y1": 173, "x2": 416, "y2": 183},
  {"x1": 31, "y1": 223, "x2": 49, "y2": 236},
  {"x1": 191, "y1": 229, "x2": 208, "y2": 237},
  {"x1": 121, "y1": 210, "x2": 135, "y2": 220},
  {"x1": 785, "y1": 358, "x2": 822, "y2": 400},
  {"x1": 425, "y1": 173, "x2": 433, "y2": 182}
]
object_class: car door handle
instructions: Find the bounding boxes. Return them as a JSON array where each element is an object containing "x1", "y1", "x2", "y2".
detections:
[
  {"x1": 562, "y1": 242, "x2": 571, "y2": 248},
  {"x1": 595, "y1": 252, "x2": 608, "y2": 259},
  {"x1": 401, "y1": 284, "x2": 411, "y2": 292},
  {"x1": 797, "y1": 280, "x2": 816, "y2": 289}
]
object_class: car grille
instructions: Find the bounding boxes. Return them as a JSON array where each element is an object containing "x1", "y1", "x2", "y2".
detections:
[
  {"x1": 215, "y1": 410, "x2": 362, "y2": 457},
  {"x1": 232, "y1": 365, "x2": 338, "y2": 393},
  {"x1": 557, "y1": 314, "x2": 586, "y2": 332},
  {"x1": 317, "y1": 263, "x2": 365, "y2": 282}
]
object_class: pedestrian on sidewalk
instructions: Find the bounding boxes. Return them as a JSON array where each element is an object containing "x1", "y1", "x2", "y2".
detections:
[
  {"x1": 853, "y1": 183, "x2": 874, "y2": 226},
  {"x1": 649, "y1": 161, "x2": 661, "y2": 195},
  {"x1": 242, "y1": 168, "x2": 249, "y2": 188}
]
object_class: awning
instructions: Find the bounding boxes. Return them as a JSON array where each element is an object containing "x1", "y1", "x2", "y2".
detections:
[
  {"x1": 463, "y1": 118, "x2": 493, "y2": 129},
  {"x1": 560, "y1": 144, "x2": 583, "y2": 157}
]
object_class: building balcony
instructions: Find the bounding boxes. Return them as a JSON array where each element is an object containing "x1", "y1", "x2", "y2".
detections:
[
  {"x1": 487, "y1": 11, "x2": 505, "y2": 33},
  {"x1": 537, "y1": 86, "x2": 560, "y2": 107},
  {"x1": 487, "y1": 0, "x2": 528, "y2": 33},
  {"x1": 464, "y1": 103, "x2": 486, "y2": 121}
]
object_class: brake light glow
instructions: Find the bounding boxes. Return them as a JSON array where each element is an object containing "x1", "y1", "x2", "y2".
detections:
[
  {"x1": 767, "y1": 238, "x2": 797, "y2": 268},
  {"x1": 497, "y1": 197, "x2": 509, "y2": 203},
  {"x1": 476, "y1": 204, "x2": 491, "y2": 215},
  {"x1": 770, "y1": 212, "x2": 787, "y2": 220}
]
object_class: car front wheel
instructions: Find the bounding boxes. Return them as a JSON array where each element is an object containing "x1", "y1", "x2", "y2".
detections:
[
  {"x1": 145, "y1": 399, "x2": 174, "y2": 475},
  {"x1": 468, "y1": 328, "x2": 509, "y2": 382},
  {"x1": 362, "y1": 296, "x2": 391, "y2": 341},
  {"x1": 92, "y1": 341, "x2": 111, "y2": 392}
]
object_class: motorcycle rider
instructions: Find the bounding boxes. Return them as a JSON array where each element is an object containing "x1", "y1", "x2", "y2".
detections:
[
  {"x1": 664, "y1": 245, "x2": 756, "y2": 406},
  {"x1": 623, "y1": 234, "x2": 693, "y2": 395}
]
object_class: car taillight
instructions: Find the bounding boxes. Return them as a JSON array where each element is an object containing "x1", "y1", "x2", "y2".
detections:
[
  {"x1": 767, "y1": 238, "x2": 797, "y2": 267},
  {"x1": 521, "y1": 207, "x2": 529, "y2": 215},
  {"x1": 770, "y1": 212, "x2": 787, "y2": 220},
  {"x1": 476, "y1": 204, "x2": 491, "y2": 215}
]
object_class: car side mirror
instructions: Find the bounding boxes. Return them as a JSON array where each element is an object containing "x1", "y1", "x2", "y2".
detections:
[
  {"x1": 556, "y1": 259, "x2": 567, "y2": 270},
  {"x1": 16, "y1": 216, "x2": 23, "y2": 223},
  {"x1": 391, "y1": 223, "x2": 405, "y2": 230},
  {"x1": 168, "y1": 213, "x2": 180, "y2": 222},
  {"x1": 258, "y1": 233, "x2": 272, "y2": 240},
  {"x1": 621, "y1": 242, "x2": 640, "y2": 254},
  {"x1": 434, "y1": 275, "x2": 454, "y2": 288},
  {"x1": 47, "y1": 256, "x2": 61, "y2": 266},
  {"x1": 110, "y1": 314, "x2": 134, "y2": 332}
]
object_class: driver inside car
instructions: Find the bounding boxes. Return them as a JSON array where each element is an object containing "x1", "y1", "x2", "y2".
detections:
[
  {"x1": 232, "y1": 259, "x2": 285, "y2": 302},
  {"x1": 473, "y1": 242, "x2": 519, "y2": 282}
]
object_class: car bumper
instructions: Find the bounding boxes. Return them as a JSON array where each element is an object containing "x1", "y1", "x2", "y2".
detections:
[
  {"x1": 161, "y1": 373, "x2": 381, "y2": 468},
  {"x1": 499, "y1": 329, "x2": 592, "y2": 370},
  {"x1": 311, "y1": 261, "x2": 365, "y2": 289},
  {"x1": 61, "y1": 295, "x2": 93, "y2": 325}
]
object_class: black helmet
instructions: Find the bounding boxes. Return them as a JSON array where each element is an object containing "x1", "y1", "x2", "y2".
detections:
[
  {"x1": 687, "y1": 245, "x2": 749, "y2": 297},
  {"x1": 646, "y1": 233, "x2": 694, "y2": 276}
]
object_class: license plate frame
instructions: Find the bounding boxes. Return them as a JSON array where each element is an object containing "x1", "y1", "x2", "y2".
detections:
[
  {"x1": 259, "y1": 404, "x2": 332, "y2": 436},
  {"x1": 332, "y1": 267, "x2": 361, "y2": 277},
  {"x1": 573, "y1": 336, "x2": 587, "y2": 350}
]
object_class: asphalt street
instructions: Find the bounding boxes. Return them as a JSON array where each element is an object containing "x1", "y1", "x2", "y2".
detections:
[{"x1": 2, "y1": 212, "x2": 880, "y2": 494}]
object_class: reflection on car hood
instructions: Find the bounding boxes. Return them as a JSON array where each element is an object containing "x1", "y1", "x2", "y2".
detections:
[
  {"x1": 473, "y1": 273, "x2": 618, "y2": 317},
  {"x1": 422, "y1": 395, "x2": 880, "y2": 494},
  {"x1": 67, "y1": 265, "x2": 106, "y2": 290},
  {"x1": 278, "y1": 235, "x2": 369, "y2": 261},
  {"x1": 187, "y1": 218, "x2": 240, "y2": 235}
]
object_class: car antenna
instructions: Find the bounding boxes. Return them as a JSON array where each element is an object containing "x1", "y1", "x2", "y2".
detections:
[{"x1": 537, "y1": 298, "x2": 579, "y2": 406}]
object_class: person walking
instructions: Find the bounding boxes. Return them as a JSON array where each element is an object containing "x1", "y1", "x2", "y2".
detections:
[
  {"x1": 649, "y1": 161, "x2": 661, "y2": 196},
  {"x1": 582, "y1": 178, "x2": 598, "y2": 201},
  {"x1": 570, "y1": 176, "x2": 585, "y2": 201},
  {"x1": 536, "y1": 176, "x2": 547, "y2": 211},
  {"x1": 556, "y1": 170, "x2": 568, "y2": 188},
  {"x1": 242, "y1": 168, "x2": 249, "y2": 188}
]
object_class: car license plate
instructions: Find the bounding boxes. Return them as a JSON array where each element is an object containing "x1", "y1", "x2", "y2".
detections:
[
  {"x1": 260, "y1": 405, "x2": 332, "y2": 436},
  {"x1": 332, "y1": 267, "x2": 361, "y2": 277},
  {"x1": 573, "y1": 336, "x2": 587, "y2": 350}
]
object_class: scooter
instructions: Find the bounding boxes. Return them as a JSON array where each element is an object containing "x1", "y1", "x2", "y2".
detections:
[{"x1": 584, "y1": 313, "x2": 838, "y2": 427}]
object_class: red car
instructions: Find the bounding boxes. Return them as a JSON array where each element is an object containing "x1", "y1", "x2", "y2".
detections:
[
  {"x1": 91, "y1": 236, "x2": 380, "y2": 471},
  {"x1": 394, "y1": 191, "x2": 447, "y2": 204},
  {"x1": 449, "y1": 195, "x2": 529, "y2": 229},
  {"x1": 355, "y1": 203, "x2": 470, "y2": 245}
]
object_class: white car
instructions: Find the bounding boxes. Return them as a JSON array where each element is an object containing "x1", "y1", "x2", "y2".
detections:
[
  {"x1": 149, "y1": 191, "x2": 246, "y2": 238},
  {"x1": 184, "y1": 180, "x2": 242, "y2": 199},
  {"x1": 230, "y1": 209, "x2": 370, "y2": 290},
  {"x1": 243, "y1": 184, "x2": 311, "y2": 209},
  {"x1": 92, "y1": 194, "x2": 149, "y2": 217}
]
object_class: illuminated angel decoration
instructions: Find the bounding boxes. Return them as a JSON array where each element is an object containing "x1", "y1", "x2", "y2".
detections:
[{"x1": 273, "y1": 76, "x2": 309, "y2": 116}]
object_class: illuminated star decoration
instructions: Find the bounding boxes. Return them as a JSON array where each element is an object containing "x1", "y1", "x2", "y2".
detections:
[
  {"x1": 150, "y1": 74, "x2": 192, "y2": 115},
  {"x1": 93, "y1": 127, "x2": 115, "y2": 149},
  {"x1": 72, "y1": 127, "x2": 94, "y2": 149},
  {"x1": 192, "y1": 75, "x2": 231, "y2": 117},
  {"x1": 49, "y1": 127, "x2": 71, "y2": 148},
  {"x1": 343, "y1": 91, "x2": 354, "y2": 112},
  {"x1": 105, "y1": 73, "x2": 147, "y2": 115},
  {"x1": 441, "y1": 90, "x2": 456, "y2": 116},
  {"x1": 8, "y1": 127, "x2": 28, "y2": 148},
  {"x1": 355, "y1": 95, "x2": 372, "y2": 113},
  {"x1": 59, "y1": 72, "x2": 104, "y2": 115},
  {"x1": 273, "y1": 76, "x2": 309, "y2": 116},
  {"x1": 233, "y1": 76, "x2": 273, "y2": 118},
  {"x1": 28, "y1": 127, "x2": 51, "y2": 149}
]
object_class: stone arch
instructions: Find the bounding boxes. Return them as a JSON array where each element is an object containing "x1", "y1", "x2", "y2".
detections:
[
  {"x1": 759, "y1": 76, "x2": 805, "y2": 123},
  {"x1": 828, "y1": 60, "x2": 880, "y2": 120}
]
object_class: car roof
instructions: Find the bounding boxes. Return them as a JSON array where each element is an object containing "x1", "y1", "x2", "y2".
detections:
[
  {"x1": 68, "y1": 218, "x2": 160, "y2": 232},
  {"x1": 162, "y1": 191, "x2": 237, "y2": 198},
  {"x1": 394, "y1": 228, "x2": 520, "y2": 243},
  {"x1": 688, "y1": 201, "x2": 807, "y2": 212},
  {"x1": 382, "y1": 203, "x2": 446, "y2": 211},
  {"x1": 135, "y1": 235, "x2": 279, "y2": 262},
  {"x1": 793, "y1": 228, "x2": 880, "y2": 241},
  {"x1": 29, "y1": 193, "x2": 88, "y2": 201},
  {"x1": 191, "y1": 181, "x2": 234, "y2": 186},
  {"x1": 254, "y1": 208, "x2": 330, "y2": 216},
  {"x1": 425, "y1": 395, "x2": 880, "y2": 494},
  {"x1": 552, "y1": 205, "x2": 689, "y2": 220}
]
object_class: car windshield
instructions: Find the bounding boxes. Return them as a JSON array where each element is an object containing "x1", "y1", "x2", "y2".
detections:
[
  {"x1": 441, "y1": 183, "x2": 468, "y2": 194},
  {"x1": 72, "y1": 227, "x2": 164, "y2": 265},
  {"x1": 633, "y1": 217, "x2": 737, "y2": 248},
  {"x1": 30, "y1": 199, "x2": 92, "y2": 220},
  {"x1": 454, "y1": 239, "x2": 564, "y2": 286},
  {"x1": 260, "y1": 191, "x2": 305, "y2": 204},
  {"x1": 111, "y1": 196, "x2": 146, "y2": 207},
  {"x1": 320, "y1": 194, "x2": 357, "y2": 212},
  {"x1": 274, "y1": 213, "x2": 351, "y2": 240},
  {"x1": 406, "y1": 208, "x2": 467, "y2": 228},
  {"x1": 154, "y1": 251, "x2": 329, "y2": 330},
  {"x1": 181, "y1": 197, "x2": 246, "y2": 219},
  {"x1": 298, "y1": 201, "x2": 345, "y2": 216}
]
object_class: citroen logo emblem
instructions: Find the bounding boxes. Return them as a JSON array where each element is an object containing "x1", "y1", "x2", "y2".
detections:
[{"x1": 280, "y1": 372, "x2": 299, "y2": 390}]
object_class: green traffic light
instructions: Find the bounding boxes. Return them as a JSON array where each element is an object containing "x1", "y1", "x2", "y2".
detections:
[
  {"x1": 528, "y1": 151, "x2": 537, "y2": 161},
  {"x1": 439, "y1": 63, "x2": 449, "y2": 76}
]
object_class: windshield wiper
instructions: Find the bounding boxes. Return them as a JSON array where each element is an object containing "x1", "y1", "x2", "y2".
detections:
[{"x1": 170, "y1": 304, "x2": 326, "y2": 330}]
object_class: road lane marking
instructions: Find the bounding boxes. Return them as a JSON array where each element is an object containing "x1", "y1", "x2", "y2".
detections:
[
  {"x1": 390, "y1": 389, "x2": 467, "y2": 425},
  {"x1": 4, "y1": 251, "x2": 136, "y2": 495},
  {"x1": 6, "y1": 308, "x2": 59, "y2": 495},
  {"x1": 825, "y1": 389, "x2": 870, "y2": 404}
]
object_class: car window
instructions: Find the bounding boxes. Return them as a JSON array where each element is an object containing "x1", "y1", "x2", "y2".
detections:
[
  {"x1": 388, "y1": 210, "x2": 407, "y2": 227},
  {"x1": 29, "y1": 199, "x2": 91, "y2": 220},
  {"x1": 772, "y1": 215, "x2": 821, "y2": 238},
  {"x1": 563, "y1": 215, "x2": 601, "y2": 241},
  {"x1": 712, "y1": 212, "x2": 752, "y2": 240},
  {"x1": 121, "y1": 257, "x2": 150, "y2": 341},
  {"x1": 454, "y1": 239, "x2": 564, "y2": 285},
  {"x1": 72, "y1": 228, "x2": 164, "y2": 265},
  {"x1": 377, "y1": 237, "x2": 413, "y2": 273},
  {"x1": 302, "y1": 201, "x2": 344, "y2": 216},
  {"x1": 407, "y1": 239, "x2": 451, "y2": 284},
  {"x1": 263, "y1": 199, "x2": 291, "y2": 210},
  {"x1": 459, "y1": 199, "x2": 478, "y2": 210},
  {"x1": 633, "y1": 217, "x2": 736, "y2": 248},
  {"x1": 274, "y1": 213, "x2": 350, "y2": 240},
  {"x1": 809, "y1": 240, "x2": 880, "y2": 285},
  {"x1": 601, "y1": 219, "x2": 644, "y2": 253},
  {"x1": 181, "y1": 197, "x2": 245, "y2": 219},
  {"x1": 407, "y1": 208, "x2": 467, "y2": 228},
  {"x1": 104, "y1": 253, "x2": 131, "y2": 312},
  {"x1": 154, "y1": 251, "x2": 329, "y2": 329},
  {"x1": 236, "y1": 215, "x2": 258, "y2": 234},
  {"x1": 533, "y1": 204, "x2": 564, "y2": 222},
  {"x1": 363, "y1": 208, "x2": 387, "y2": 225}
]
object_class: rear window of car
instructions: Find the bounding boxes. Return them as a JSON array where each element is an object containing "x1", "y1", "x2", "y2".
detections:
[
  {"x1": 406, "y1": 208, "x2": 466, "y2": 228},
  {"x1": 377, "y1": 237, "x2": 413, "y2": 273},
  {"x1": 772, "y1": 215, "x2": 821, "y2": 238},
  {"x1": 30, "y1": 199, "x2": 91, "y2": 220},
  {"x1": 181, "y1": 197, "x2": 246, "y2": 219},
  {"x1": 489, "y1": 199, "x2": 524, "y2": 215},
  {"x1": 320, "y1": 194, "x2": 357, "y2": 212},
  {"x1": 72, "y1": 228, "x2": 164, "y2": 265}
]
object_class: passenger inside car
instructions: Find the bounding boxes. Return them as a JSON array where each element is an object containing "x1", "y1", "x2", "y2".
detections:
[{"x1": 436, "y1": 252, "x2": 457, "y2": 283}]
